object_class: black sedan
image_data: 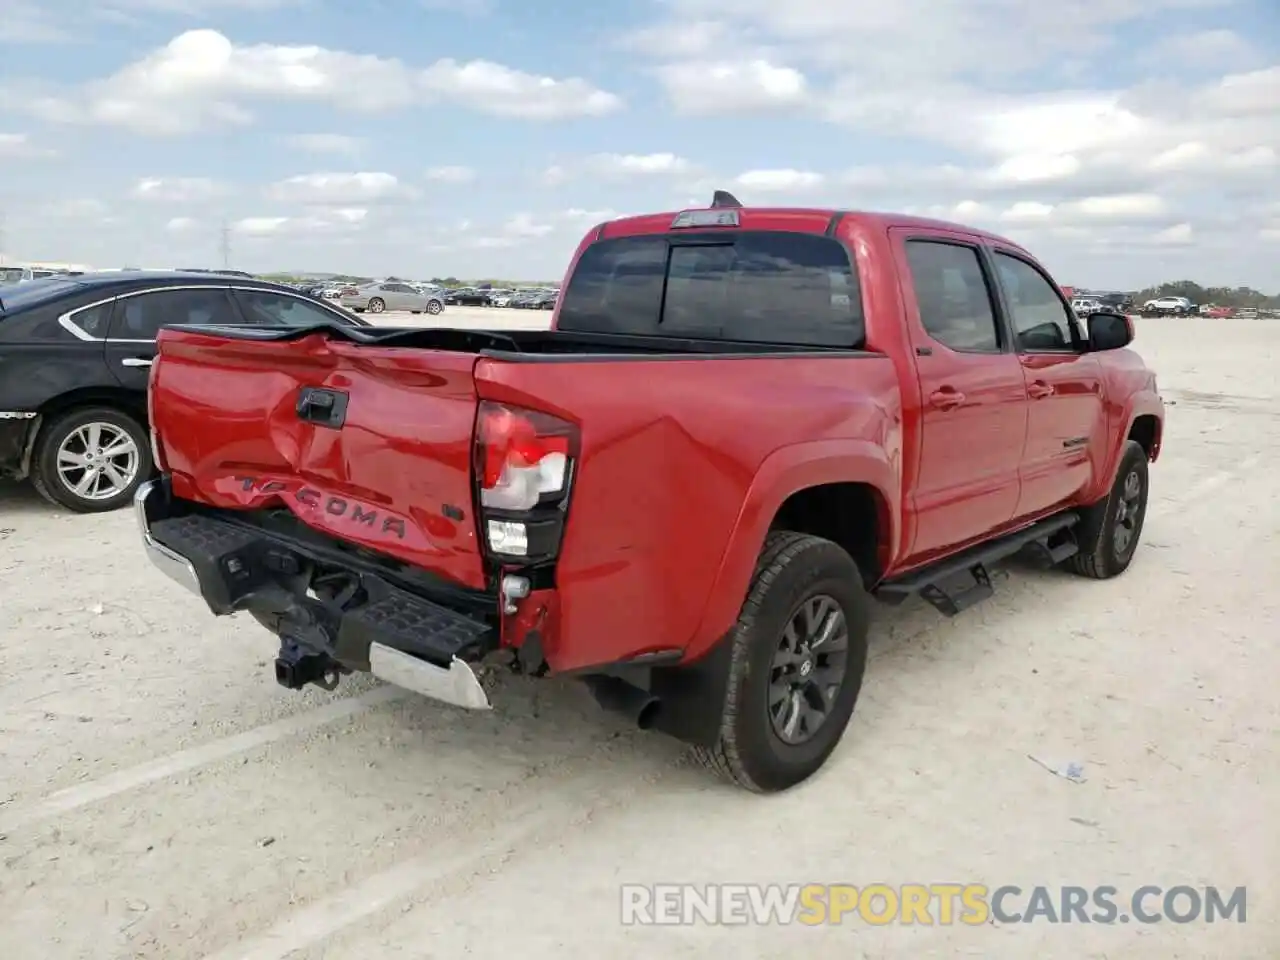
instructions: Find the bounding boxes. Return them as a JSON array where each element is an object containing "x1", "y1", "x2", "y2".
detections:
[
  {"x1": 0, "y1": 272, "x2": 365, "y2": 513},
  {"x1": 445, "y1": 288, "x2": 493, "y2": 306}
]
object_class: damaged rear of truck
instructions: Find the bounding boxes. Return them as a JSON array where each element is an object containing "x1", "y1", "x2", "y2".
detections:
[{"x1": 137, "y1": 202, "x2": 904, "y2": 792}]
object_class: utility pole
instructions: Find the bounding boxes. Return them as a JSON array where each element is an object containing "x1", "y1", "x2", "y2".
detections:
[
  {"x1": 0, "y1": 209, "x2": 7, "y2": 266},
  {"x1": 219, "y1": 220, "x2": 231, "y2": 269}
]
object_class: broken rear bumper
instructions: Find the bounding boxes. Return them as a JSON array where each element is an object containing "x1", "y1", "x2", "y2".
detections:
[{"x1": 133, "y1": 479, "x2": 495, "y2": 710}]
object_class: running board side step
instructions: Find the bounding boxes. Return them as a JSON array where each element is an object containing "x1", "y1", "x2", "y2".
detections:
[{"x1": 875, "y1": 512, "x2": 1080, "y2": 617}]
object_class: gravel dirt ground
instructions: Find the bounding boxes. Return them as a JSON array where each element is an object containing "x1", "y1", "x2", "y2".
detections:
[{"x1": 0, "y1": 311, "x2": 1276, "y2": 959}]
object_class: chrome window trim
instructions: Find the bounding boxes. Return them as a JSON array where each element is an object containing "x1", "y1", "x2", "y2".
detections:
[{"x1": 56, "y1": 284, "x2": 357, "y2": 343}]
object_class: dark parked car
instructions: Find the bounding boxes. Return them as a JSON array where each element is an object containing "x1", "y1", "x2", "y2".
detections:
[
  {"x1": 1094, "y1": 292, "x2": 1134, "y2": 312},
  {"x1": 445, "y1": 288, "x2": 492, "y2": 306},
  {"x1": 0, "y1": 272, "x2": 366, "y2": 513}
]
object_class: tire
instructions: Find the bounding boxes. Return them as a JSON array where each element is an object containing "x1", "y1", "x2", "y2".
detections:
[
  {"x1": 352, "y1": 308, "x2": 365, "y2": 314},
  {"x1": 31, "y1": 406, "x2": 153, "y2": 513},
  {"x1": 1065, "y1": 440, "x2": 1149, "y2": 579},
  {"x1": 426, "y1": 300, "x2": 443, "y2": 315},
  {"x1": 691, "y1": 531, "x2": 871, "y2": 793},
  {"x1": 368, "y1": 298, "x2": 385, "y2": 314}
]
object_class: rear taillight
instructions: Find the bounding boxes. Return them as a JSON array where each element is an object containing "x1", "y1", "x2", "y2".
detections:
[
  {"x1": 474, "y1": 401, "x2": 578, "y2": 560},
  {"x1": 146, "y1": 361, "x2": 168, "y2": 472}
]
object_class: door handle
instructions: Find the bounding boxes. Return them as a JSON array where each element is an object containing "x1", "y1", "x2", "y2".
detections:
[
  {"x1": 928, "y1": 387, "x2": 966, "y2": 410},
  {"x1": 1027, "y1": 380, "x2": 1054, "y2": 399},
  {"x1": 120, "y1": 357, "x2": 153, "y2": 368}
]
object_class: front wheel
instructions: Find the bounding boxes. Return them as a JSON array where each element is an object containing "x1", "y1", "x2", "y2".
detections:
[
  {"x1": 31, "y1": 406, "x2": 153, "y2": 513},
  {"x1": 691, "y1": 532, "x2": 870, "y2": 793},
  {"x1": 368, "y1": 298, "x2": 385, "y2": 314},
  {"x1": 426, "y1": 299, "x2": 443, "y2": 315},
  {"x1": 1065, "y1": 440, "x2": 1149, "y2": 579}
]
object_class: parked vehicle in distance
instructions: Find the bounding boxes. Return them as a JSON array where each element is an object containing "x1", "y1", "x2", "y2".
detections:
[
  {"x1": 1094, "y1": 292, "x2": 1134, "y2": 312},
  {"x1": 135, "y1": 194, "x2": 1164, "y2": 793},
  {"x1": 445, "y1": 287, "x2": 492, "y2": 306},
  {"x1": 1143, "y1": 296, "x2": 1193, "y2": 315},
  {"x1": 340, "y1": 281, "x2": 444, "y2": 315},
  {"x1": 0, "y1": 272, "x2": 367, "y2": 512},
  {"x1": 1, "y1": 266, "x2": 61, "y2": 285},
  {"x1": 1070, "y1": 297, "x2": 1103, "y2": 317}
]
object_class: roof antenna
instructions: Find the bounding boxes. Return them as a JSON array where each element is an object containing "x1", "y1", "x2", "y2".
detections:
[{"x1": 710, "y1": 190, "x2": 742, "y2": 209}]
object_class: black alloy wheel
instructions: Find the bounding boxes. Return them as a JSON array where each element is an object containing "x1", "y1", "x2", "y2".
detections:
[{"x1": 768, "y1": 595, "x2": 850, "y2": 745}]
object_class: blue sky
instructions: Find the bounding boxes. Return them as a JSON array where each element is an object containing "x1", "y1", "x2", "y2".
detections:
[{"x1": 0, "y1": 0, "x2": 1277, "y2": 288}]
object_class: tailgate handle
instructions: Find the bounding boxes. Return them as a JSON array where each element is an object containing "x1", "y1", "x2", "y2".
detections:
[{"x1": 295, "y1": 387, "x2": 349, "y2": 428}]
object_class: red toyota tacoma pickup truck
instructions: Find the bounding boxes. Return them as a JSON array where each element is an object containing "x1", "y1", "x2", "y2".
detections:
[{"x1": 134, "y1": 194, "x2": 1164, "y2": 793}]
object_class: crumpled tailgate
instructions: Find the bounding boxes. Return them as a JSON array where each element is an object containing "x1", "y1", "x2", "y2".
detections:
[{"x1": 150, "y1": 328, "x2": 487, "y2": 590}]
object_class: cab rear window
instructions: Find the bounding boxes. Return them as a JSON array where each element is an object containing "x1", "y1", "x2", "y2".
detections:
[{"x1": 557, "y1": 230, "x2": 865, "y2": 348}]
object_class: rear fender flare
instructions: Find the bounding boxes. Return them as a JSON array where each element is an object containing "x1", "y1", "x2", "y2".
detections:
[{"x1": 685, "y1": 439, "x2": 900, "y2": 661}]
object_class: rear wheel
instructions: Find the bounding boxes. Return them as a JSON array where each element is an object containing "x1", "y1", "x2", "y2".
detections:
[
  {"x1": 31, "y1": 406, "x2": 153, "y2": 513},
  {"x1": 692, "y1": 532, "x2": 870, "y2": 793},
  {"x1": 1065, "y1": 440, "x2": 1149, "y2": 579},
  {"x1": 368, "y1": 298, "x2": 385, "y2": 314}
]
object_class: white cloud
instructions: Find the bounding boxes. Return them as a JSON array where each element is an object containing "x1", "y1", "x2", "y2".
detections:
[
  {"x1": 424, "y1": 165, "x2": 476, "y2": 183},
  {"x1": 420, "y1": 59, "x2": 622, "y2": 119},
  {"x1": 1, "y1": 29, "x2": 622, "y2": 134},
  {"x1": 990, "y1": 154, "x2": 1083, "y2": 185},
  {"x1": 232, "y1": 206, "x2": 369, "y2": 238},
  {"x1": 1153, "y1": 222, "x2": 1194, "y2": 245},
  {"x1": 732, "y1": 169, "x2": 824, "y2": 193},
  {"x1": 995, "y1": 194, "x2": 1170, "y2": 225},
  {"x1": 285, "y1": 133, "x2": 365, "y2": 156},
  {"x1": 0, "y1": 1, "x2": 74, "y2": 43},
  {"x1": 584, "y1": 153, "x2": 691, "y2": 177},
  {"x1": 1140, "y1": 29, "x2": 1260, "y2": 68},
  {"x1": 233, "y1": 216, "x2": 290, "y2": 236},
  {"x1": 264, "y1": 171, "x2": 405, "y2": 205},
  {"x1": 655, "y1": 60, "x2": 807, "y2": 114},
  {"x1": 1066, "y1": 193, "x2": 1168, "y2": 220},
  {"x1": 502, "y1": 213, "x2": 554, "y2": 238},
  {"x1": 131, "y1": 176, "x2": 225, "y2": 202},
  {"x1": 1000, "y1": 201, "x2": 1056, "y2": 224},
  {"x1": 0, "y1": 132, "x2": 55, "y2": 158},
  {"x1": 541, "y1": 165, "x2": 569, "y2": 186},
  {"x1": 560, "y1": 207, "x2": 620, "y2": 222},
  {"x1": 44, "y1": 198, "x2": 111, "y2": 220},
  {"x1": 166, "y1": 216, "x2": 198, "y2": 232}
]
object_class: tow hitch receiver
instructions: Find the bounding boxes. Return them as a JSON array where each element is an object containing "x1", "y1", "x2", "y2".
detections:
[{"x1": 275, "y1": 638, "x2": 343, "y2": 691}]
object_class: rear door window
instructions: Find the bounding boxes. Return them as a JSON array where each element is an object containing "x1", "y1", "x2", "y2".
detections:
[
  {"x1": 108, "y1": 288, "x2": 239, "y2": 340},
  {"x1": 557, "y1": 231, "x2": 865, "y2": 347}
]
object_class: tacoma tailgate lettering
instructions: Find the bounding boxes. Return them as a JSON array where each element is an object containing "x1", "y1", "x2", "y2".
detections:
[{"x1": 232, "y1": 475, "x2": 407, "y2": 539}]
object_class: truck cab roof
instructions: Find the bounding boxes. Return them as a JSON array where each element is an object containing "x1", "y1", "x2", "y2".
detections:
[{"x1": 594, "y1": 204, "x2": 1028, "y2": 252}]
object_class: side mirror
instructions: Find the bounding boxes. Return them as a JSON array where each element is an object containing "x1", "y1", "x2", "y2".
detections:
[{"x1": 1086, "y1": 310, "x2": 1133, "y2": 351}]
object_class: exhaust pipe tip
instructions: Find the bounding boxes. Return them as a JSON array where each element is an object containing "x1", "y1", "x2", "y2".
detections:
[{"x1": 584, "y1": 675, "x2": 660, "y2": 730}]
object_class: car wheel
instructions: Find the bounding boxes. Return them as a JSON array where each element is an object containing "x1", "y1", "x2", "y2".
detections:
[
  {"x1": 1065, "y1": 440, "x2": 1149, "y2": 580},
  {"x1": 426, "y1": 300, "x2": 443, "y2": 315},
  {"x1": 368, "y1": 298, "x2": 385, "y2": 314},
  {"x1": 691, "y1": 531, "x2": 870, "y2": 793},
  {"x1": 31, "y1": 406, "x2": 153, "y2": 513}
]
